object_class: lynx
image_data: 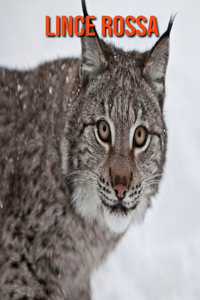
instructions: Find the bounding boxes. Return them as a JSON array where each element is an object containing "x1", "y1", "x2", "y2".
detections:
[{"x1": 0, "y1": 1, "x2": 175, "y2": 299}]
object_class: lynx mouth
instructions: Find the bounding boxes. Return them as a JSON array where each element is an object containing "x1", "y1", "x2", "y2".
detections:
[{"x1": 101, "y1": 199, "x2": 139, "y2": 214}]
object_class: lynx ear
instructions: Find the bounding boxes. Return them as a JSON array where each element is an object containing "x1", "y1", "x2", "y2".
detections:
[
  {"x1": 80, "y1": 0, "x2": 107, "y2": 82},
  {"x1": 142, "y1": 16, "x2": 176, "y2": 106}
]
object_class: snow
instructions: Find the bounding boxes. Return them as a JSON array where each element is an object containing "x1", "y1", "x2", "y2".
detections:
[{"x1": 0, "y1": 0, "x2": 200, "y2": 299}]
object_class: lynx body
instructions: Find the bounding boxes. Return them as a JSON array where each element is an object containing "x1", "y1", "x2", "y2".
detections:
[{"x1": 0, "y1": 1, "x2": 174, "y2": 299}]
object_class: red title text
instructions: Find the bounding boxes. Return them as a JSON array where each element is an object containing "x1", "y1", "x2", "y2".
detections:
[{"x1": 46, "y1": 15, "x2": 159, "y2": 37}]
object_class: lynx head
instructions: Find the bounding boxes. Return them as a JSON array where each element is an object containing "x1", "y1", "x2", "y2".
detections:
[{"x1": 61, "y1": 1, "x2": 175, "y2": 233}]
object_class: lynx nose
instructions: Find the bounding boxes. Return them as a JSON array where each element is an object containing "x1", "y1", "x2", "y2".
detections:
[{"x1": 114, "y1": 184, "x2": 128, "y2": 200}]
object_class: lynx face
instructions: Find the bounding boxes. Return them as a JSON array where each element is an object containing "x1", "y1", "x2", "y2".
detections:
[{"x1": 61, "y1": 8, "x2": 174, "y2": 233}]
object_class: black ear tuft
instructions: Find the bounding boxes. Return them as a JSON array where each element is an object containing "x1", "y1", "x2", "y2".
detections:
[
  {"x1": 163, "y1": 14, "x2": 177, "y2": 38},
  {"x1": 81, "y1": 0, "x2": 99, "y2": 37},
  {"x1": 151, "y1": 14, "x2": 176, "y2": 53},
  {"x1": 80, "y1": 0, "x2": 108, "y2": 85},
  {"x1": 81, "y1": 0, "x2": 89, "y2": 18}
]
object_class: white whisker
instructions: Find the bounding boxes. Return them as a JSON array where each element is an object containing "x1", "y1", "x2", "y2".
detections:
[
  {"x1": 142, "y1": 174, "x2": 162, "y2": 183},
  {"x1": 61, "y1": 178, "x2": 97, "y2": 190},
  {"x1": 143, "y1": 182, "x2": 159, "y2": 188},
  {"x1": 65, "y1": 170, "x2": 98, "y2": 179},
  {"x1": 140, "y1": 195, "x2": 151, "y2": 205}
]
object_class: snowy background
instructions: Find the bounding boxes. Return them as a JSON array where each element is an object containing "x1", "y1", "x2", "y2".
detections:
[{"x1": 0, "y1": 0, "x2": 200, "y2": 299}]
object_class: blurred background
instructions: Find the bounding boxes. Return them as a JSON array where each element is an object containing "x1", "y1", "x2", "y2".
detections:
[{"x1": 0, "y1": 0, "x2": 200, "y2": 299}]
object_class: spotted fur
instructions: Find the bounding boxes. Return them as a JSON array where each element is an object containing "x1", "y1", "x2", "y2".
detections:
[{"x1": 0, "y1": 1, "x2": 175, "y2": 299}]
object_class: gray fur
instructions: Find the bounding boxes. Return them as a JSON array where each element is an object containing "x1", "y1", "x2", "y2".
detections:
[{"x1": 0, "y1": 2, "x2": 174, "y2": 299}]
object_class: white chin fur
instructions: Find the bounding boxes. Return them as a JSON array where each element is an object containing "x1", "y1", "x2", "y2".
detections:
[
  {"x1": 102, "y1": 199, "x2": 149, "y2": 234},
  {"x1": 102, "y1": 207, "x2": 134, "y2": 234}
]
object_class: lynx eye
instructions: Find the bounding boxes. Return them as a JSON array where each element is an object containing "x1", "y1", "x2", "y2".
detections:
[
  {"x1": 134, "y1": 126, "x2": 147, "y2": 147},
  {"x1": 97, "y1": 120, "x2": 111, "y2": 142}
]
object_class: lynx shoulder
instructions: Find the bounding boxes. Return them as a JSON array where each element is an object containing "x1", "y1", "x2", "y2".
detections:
[{"x1": 0, "y1": 1, "x2": 175, "y2": 299}]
